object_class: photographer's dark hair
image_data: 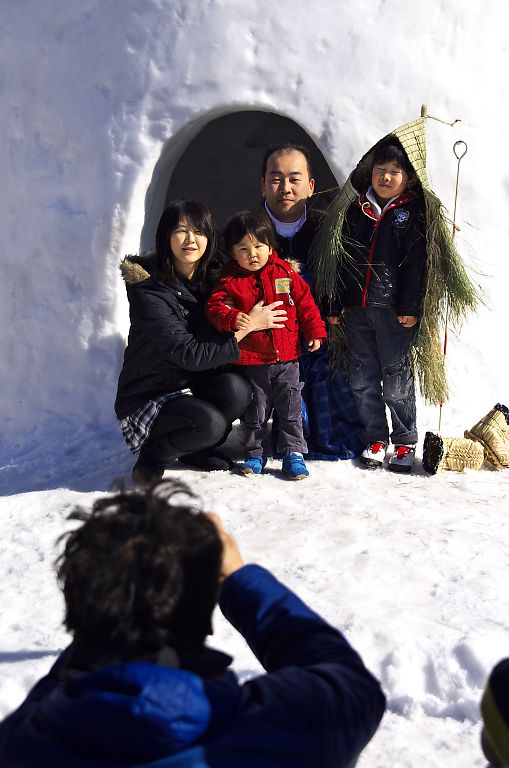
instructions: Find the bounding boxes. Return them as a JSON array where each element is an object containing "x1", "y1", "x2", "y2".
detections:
[
  {"x1": 223, "y1": 209, "x2": 277, "y2": 258},
  {"x1": 57, "y1": 480, "x2": 223, "y2": 660},
  {"x1": 155, "y1": 200, "x2": 218, "y2": 287},
  {"x1": 261, "y1": 142, "x2": 314, "y2": 179}
]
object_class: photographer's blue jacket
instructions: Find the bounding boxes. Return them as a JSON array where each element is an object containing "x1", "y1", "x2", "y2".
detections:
[{"x1": 0, "y1": 565, "x2": 385, "y2": 767}]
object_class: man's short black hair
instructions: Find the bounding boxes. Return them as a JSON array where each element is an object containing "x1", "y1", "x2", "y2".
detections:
[
  {"x1": 223, "y1": 209, "x2": 277, "y2": 257},
  {"x1": 262, "y1": 142, "x2": 314, "y2": 179},
  {"x1": 372, "y1": 139, "x2": 415, "y2": 179},
  {"x1": 57, "y1": 480, "x2": 223, "y2": 659}
]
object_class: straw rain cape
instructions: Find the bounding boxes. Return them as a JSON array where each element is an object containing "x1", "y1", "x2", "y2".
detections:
[{"x1": 311, "y1": 116, "x2": 479, "y2": 405}]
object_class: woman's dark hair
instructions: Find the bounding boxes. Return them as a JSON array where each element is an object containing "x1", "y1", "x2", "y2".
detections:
[
  {"x1": 372, "y1": 140, "x2": 416, "y2": 180},
  {"x1": 57, "y1": 480, "x2": 223, "y2": 659},
  {"x1": 155, "y1": 200, "x2": 218, "y2": 286},
  {"x1": 223, "y1": 209, "x2": 278, "y2": 258}
]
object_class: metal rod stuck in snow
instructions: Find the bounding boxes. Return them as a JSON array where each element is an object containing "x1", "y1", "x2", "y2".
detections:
[{"x1": 438, "y1": 140, "x2": 468, "y2": 433}]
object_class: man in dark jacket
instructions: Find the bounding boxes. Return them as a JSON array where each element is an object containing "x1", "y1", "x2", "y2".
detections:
[
  {"x1": 0, "y1": 480, "x2": 385, "y2": 768},
  {"x1": 261, "y1": 142, "x2": 364, "y2": 461}
]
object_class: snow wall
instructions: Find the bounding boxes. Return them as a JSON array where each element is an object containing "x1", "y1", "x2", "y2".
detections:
[{"x1": 2, "y1": 0, "x2": 508, "y2": 445}]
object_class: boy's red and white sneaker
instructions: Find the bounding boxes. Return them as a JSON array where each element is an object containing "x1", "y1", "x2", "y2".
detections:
[
  {"x1": 360, "y1": 441, "x2": 387, "y2": 469},
  {"x1": 388, "y1": 444, "x2": 416, "y2": 473}
]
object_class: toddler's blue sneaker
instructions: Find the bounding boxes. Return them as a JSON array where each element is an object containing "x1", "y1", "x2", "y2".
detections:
[
  {"x1": 282, "y1": 452, "x2": 309, "y2": 480},
  {"x1": 240, "y1": 455, "x2": 267, "y2": 475}
]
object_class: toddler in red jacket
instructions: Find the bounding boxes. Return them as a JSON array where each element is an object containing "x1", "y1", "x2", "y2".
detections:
[{"x1": 206, "y1": 210, "x2": 326, "y2": 479}]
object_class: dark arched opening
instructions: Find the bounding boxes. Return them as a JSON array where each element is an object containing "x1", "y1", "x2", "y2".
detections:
[
  {"x1": 141, "y1": 109, "x2": 339, "y2": 251},
  {"x1": 166, "y1": 110, "x2": 338, "y2": 227}
]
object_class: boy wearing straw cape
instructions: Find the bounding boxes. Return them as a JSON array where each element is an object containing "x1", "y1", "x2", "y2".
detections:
[
  {"x1": 327, "y1": 139, "x2": 426, "y2": 472},
  {"x1": 313, "y1": 115, "x2": 478, "y2": 474}
]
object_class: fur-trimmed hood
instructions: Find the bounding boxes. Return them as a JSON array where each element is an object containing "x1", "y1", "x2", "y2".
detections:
[
  {"x1": 119, "y1": 251, "x2": 230, "y2": 291},
  {"x1": 119, "y1": 252, "x2": 160, "y2": 286}
]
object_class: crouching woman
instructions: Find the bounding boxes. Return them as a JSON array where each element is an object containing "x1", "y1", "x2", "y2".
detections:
[{"x1": 115, "y1": 200, "x2": 287, "y2": 483}]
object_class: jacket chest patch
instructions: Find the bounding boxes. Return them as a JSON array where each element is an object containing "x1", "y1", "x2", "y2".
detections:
[
  {"x1": 275, "y1": 278, "x2": 292, "y2": 294},
  {"x1": 392, "y1": 209, "x2": 410, "y2": 228}
]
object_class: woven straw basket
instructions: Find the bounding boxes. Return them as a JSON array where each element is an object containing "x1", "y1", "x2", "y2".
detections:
[
  {"x1": 423, "y1": 432, "x2": 485, "y2": 474},
  {"x1": 465, "y1": 404, "x2": 509, "y2": 469}
]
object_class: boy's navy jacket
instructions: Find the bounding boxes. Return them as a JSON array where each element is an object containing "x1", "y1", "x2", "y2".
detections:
[
  {"x1": 0, "y1": 565, "x2": 386, "y2": 768},
  {"x1": 338, "y1": 190, "x2": 426, "y2": 317}
]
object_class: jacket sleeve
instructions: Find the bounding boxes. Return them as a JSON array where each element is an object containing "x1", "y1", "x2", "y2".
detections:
[
  {"x1": 0, "y1": 647, "x2": 73, "y2": 764},
  {"x1": 396, "y1": 203, "x2": 427, "y2": 317},
  {"x1": 219, "y1": 565, "x2": 386, "y2": 767},
  {"x1": 128, "y1": 283, "x2": 240, "y2": 372},
  {"x1": 206, "y1": 283, "x2": 241, "y2": 333},
  {"x1": 291, "y1": 272, "x2": 328, "y2": 341}
]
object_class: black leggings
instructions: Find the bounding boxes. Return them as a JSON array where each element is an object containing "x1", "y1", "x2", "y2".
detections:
[{"x1": 139, "y1": 372, "x2": 252, "y2": 467}]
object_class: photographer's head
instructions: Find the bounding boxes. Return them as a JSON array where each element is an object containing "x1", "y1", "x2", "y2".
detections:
[{"x1": 57, "y1": 481, "x2": 223, "y2": 659}]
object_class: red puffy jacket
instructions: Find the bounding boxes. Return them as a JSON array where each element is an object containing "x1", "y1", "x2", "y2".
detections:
[{"x1": 206, "y1": 252, "x2": 326, "y2": 365}]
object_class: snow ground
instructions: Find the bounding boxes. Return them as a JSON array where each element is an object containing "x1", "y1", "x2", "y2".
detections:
[{"x1": 1, "y1": 411, "x2": 508, "y2": 767}]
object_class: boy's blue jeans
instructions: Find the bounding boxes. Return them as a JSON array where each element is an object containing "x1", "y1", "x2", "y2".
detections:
[{"x1": 343, "y1": 307, "x2": 418, "y2": 446}]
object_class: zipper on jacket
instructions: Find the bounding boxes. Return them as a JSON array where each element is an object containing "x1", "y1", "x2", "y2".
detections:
[
  {"x1": 360, "y1": 198, "x2": 404, "y2": 309},
  {"x1": 362, "y1": 222, "x2": 379, "y2": 309}
]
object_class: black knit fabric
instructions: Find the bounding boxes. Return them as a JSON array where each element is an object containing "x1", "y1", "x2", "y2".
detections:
[
  {"x1": 489, "y1": 659, "x2": 509, "y2": 716},
  {"x1": 494, "y1": 403, "x2": 509, "y2": 425},
  {"x1": 422, "y1": 431, "x2": 444, "y2": 475}
]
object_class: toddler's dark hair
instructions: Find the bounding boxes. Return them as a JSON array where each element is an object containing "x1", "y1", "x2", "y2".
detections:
[
  {"x1": 223, "y1": 209, "x2": 278, "y2": 257},
  {"x1": 56, "y1": 480, "x2": 223, "y2": 659}
]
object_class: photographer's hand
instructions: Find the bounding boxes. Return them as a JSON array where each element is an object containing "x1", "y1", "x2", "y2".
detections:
[{"x1": 206, "y1": 513, "x2": 244, "y2": 580}]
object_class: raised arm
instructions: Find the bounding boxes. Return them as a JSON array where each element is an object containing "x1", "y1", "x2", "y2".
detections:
[
  {"x1": 211, "y1": 516, "x2": 385, "y2": 768},
  {"x1": 220, "y1": 565, "x2": 385, "y2": 766}
]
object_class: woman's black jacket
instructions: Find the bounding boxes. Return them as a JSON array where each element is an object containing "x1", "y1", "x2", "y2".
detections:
[{"x1": 114, "y1": 255, "x2": 240, "y2": 419}]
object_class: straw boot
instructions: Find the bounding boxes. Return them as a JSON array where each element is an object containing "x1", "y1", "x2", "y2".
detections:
[
  {"x1": 464, "y1": 403, "x2": 509, "y2": 469},
  {"x1": 422, "y1": 431, "x2": 485, "y2": 475}
]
